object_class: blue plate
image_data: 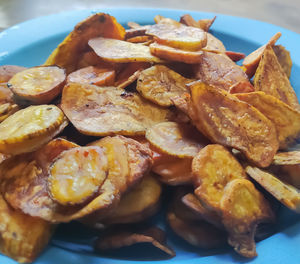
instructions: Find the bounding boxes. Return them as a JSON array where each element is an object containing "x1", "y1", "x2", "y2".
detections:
[{"x1": 0, "y1": 7, "x2": 300, "y2": 264}]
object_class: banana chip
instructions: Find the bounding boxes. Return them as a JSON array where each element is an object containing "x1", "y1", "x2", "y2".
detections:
[
  {"x1": 273, "y1": 151, "x2": 300, "y2": 165},
  {"x1": 0, "y1": 105, "x2": 68, "y2": 155},
  {"x1": 236, "y1": 92, "x2": 300, "y2": 148},
  {"x1": 45, "y1": 13, "x2": 125, "y2": 73},
  {"x1": 137, "y1": 65, "x2": 192, "y2": 107},
  {"x1": 61, "y1": 83, "x2": 173, "y2": 136},
  {"x1": 254, "y1": 44, "x2": 300, "y2": 111}
]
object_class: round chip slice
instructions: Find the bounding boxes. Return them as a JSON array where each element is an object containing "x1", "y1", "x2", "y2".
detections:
[
  {"x1": 0, "y1": 105, "x2": 67, "y2": 155},
  {"x1": 146, "y1": 122, "x2": 208, "y2": 158},
  {"x1": 48, "y1": 146, "x2": 108, "y2": 206}
]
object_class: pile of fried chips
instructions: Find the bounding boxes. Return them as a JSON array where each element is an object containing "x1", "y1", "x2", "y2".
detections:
[{"x1": 0, "y1": 12, "x2": 299, "y2": 263}]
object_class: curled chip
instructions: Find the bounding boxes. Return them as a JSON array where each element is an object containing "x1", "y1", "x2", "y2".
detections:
[
  {"x1": 146, "y1": 21, "x2": 207, "y2": 51},
  {"x1": 192, "y1": 144, "x2": 247, "y2": 211},
  {"x1": 61, "y1": 82, "x2": 173, "y2": 136},
  {"x1": 0, "y1": 194, "x2": 53, "y2": 263},
  {"x1": 67, "y1": 66, "x2": 115, "y2": 86},
  {"x1": 187, "y1": 82, "x2": 279, "y2": 167},
  {"x1": 0, "y1": 105, "x2": 68, "y2": 155},
  {"x1": 0, "y1": 65, "x2": 26, "y2": 83},
  {"x1": 236, "y1": 92, "x2": 300, "y2": 149},
  {"x1": 89, "y1": 37, "x2": 162, "y2": 63},
  {"x1": 220, "y1": 179, "x2": 275, "y2": 258},
  {"x1": 149, "y1": 42, "x2": 203, "y2": 64},
  {"x1": 136, "y1": 65, "x2": 192, "y2": 107},
  {"x1": 9, "y1": 66, "x2": 66, "y2": 104},
  {"x1": 180, "y1": 14, "x2": 216, "y2": 32},
  {"x1": 192, "y1": 52, "x2": 250, "y2": 91},
  {"x1": 273, "y1": 45, "x2": 292, "y2": 78},
  {"x1": 48, "y1": 146, "x2": 108, "y2": 206},
  {"x1": 45, "y1": 13, "x2": 125, "y2": 73},
  {"x1": 254, "y1": 44, "x2": 300, "y2": 111},
  {"x1": 246, "y1": 166, "x2": 300, "y2": 213},
  {"x1": 95, "y1": 226, "x2": 175, "y2": 257},
  {"x1": 99, "y1": 174, "x2": 162, "y2": 225},
  {"x1": 146, "y1": 122, "x2": 208, "y2": 158}
]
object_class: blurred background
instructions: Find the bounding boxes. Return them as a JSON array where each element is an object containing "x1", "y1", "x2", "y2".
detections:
[{"x1": 0, "y1": 0, "x2": 299, "y2": 33}]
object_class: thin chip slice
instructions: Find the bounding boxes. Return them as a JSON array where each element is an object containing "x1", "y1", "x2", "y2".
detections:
[
  {"x1": 192, "y1": 144, "x2": 247, "y2": 211},
  {"x1": 225, "y1": 51, "x2": 246, "y2": 62},
  {"x1": 149, "y1": 42, "x2": 203, "y2": 64},
  {"x1": 136, "y1": 65, "x2": 192, "y2": 107},
  {"x1": 146, "y1": 22, "x2": 207, "y2": 51},
  {"x1": 127, "y1": 35, "x2": 152, "y2": 44},
  {"x1": 0, "y1": 105, "x2": 68, "y2": 155},
  {"x1": 180, "y1": 14, "x2": 216, "y2": 32},
  {"x1": 8, "y1": 66, "x2": 66, "y2": 104},
  {"x1": 0, "y1": 65, "x2": 26, "y2": 83},
  {"x1": 242, "y1": 32, "x2": 281, "y2": 78},
  {"x1": 254, "y1": 44, "x2": 300, "y2": 111},
  {"x1": 202, "y1": 33, "x2": 226, "y2": 53},
  {"x1": 273, "y1": 45, "x2": 292, "y2": 78},
  {"x1": 48, "y1": 146, "x2": 108, "y2": 206},
  {"x1": 246, "y1": 166, "x2": 300, "y2": 213},
  {"x1": 0, "y1": 103, "x2": 19, "y2": 123},
  {"x1": 95, "y1": 226, "x2": 175, "y2": 257},
  {"x1": 67, "y1": 66, "x2": 115, "y2": 86},
  {"x1": 220, "y1": 179, "x2": 275, "y2": 258},
  {"x1": 273, "y1": 151, "x2": 300, "y2": 165},
  {"x1": 188, "y1": 82, "x2": 279, "y2": 167},
  {"x1": 236, "y1": 91, "x2": 300, "y2": 148},
  {"x1": 146, "y1": 122, "x2": 208, "y2": 158},
  {"x1": 61, "y1": 83, "x2": 173, "y2": 136},
  {"x1": 228, "y1": 80, "x2": 254, "y2": 94},
  {"x1": 45, "y1": 13, "x2": 125, "y2": 73},
  {"x1": 125, "y1": 25, "x2": 151, "y2": 39},
  {"x1": 89, "y1": 37, "x2": 162, "y2": 63}
]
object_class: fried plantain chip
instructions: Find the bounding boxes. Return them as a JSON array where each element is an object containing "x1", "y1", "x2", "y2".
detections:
[
  {"x1": 45, "y1": 13, "x2": 125, "y2": 73},
  {"x1": 180, "y1": 14, "x2": 216, "y2": 32},
  {"x1": 192, "y1": 51, "x2": 250, "y2": 91},
  {"x1": 236, "y1": 91, "x2": 300, "y2": 148},
  {"x1": 9, "y1": 66, "x2": 66, "y2": 105},
  {"x1": 61, "y1": 83, "x2": 173, "y2": 136},
  {"x1": 125, "y1": 25, "x2": 151, "y2": 39},
  {"x1": 0, "y1": 194, "x2": 53, "y2": 263},
  {"x1": 202, "y1": 33, "x2": 226, "y2": 53},
  {"x1": 48, "y1": 146, "x2": 108, "y2": 206},
  {"x1": 254, "y1": 44, "x2": 300, "y2": 111},
  {"x1": 67, "y1": 66, "x2": 115, "y2": 86},
  {"x1": 127, "y1": 35, "x2": 153, "y2": 44},
  {"x1": 273, "y1": 45, "x2": 292, "y2": 78},
  {"x1": 246, "y1": 166, "x2": 300, "y2": 213},
  {"x1": 95, "y1": 226, "x2": 175, "y2": 257},
  {"x1": 136, "y1": 65, "x2": 192, "y2": 107},
  {"x1": 146, "y1": 122, "x2": 208, "y2": 158},
  {"x1": 0, "y1": 103, "x2": 19, "y2": 123},
  {"x1": 242, "y1": 32, "x2": 281, "y2": 78},
  {"x1": 187, "y1": 82, "x2": 279, "y2": 167},
  {"x1": 89, "y1": 37, "x2": 163, "y2": 63},
  {"x1": 0, "y1": 65, "x2": 26, "y2": 83},
  {"x1": 220, "y1": 179, "x2": 275, "y2": 258},
  {"x1": 99, "y1": 174, "x2": 162, "y2": 225},
  {"x1": 0, "y1": 105, "x2": 68, "y2": 155},
  {"x1": 146, "y1": 22, "x2": 207, "y2": 51},
  {"x1": 273, "y1": 151, "x2": 300, "y2": 165},
  {"x1": 192, "y1": 144, "x2": 247, "y2": 211}
]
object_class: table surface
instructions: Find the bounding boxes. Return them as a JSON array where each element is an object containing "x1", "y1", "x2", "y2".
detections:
[{"x1": 0, "y1": 0, "x2": 299, "y2": 34}]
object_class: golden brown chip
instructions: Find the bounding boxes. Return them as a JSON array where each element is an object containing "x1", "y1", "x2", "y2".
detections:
[
  {"x1": 8, "y1": 66, "x2": 66, "y2": 104},
  {"x1": 180, "y1": 14, "x2": 216, "y2": 32},
  {"x1": 127, "y1": 35, "x2": 153, "y2": 44},
  {"x1": 192, "y1": 144, "x2": 247, "y2": 211},
  {"x1": 0, "y1": 65, "x2": 27, "y2": 83},
  {"x1": 187, "y1": 82, "x2": 279, "y2": 167},
  {"x1": 95, "y1": 226, "x2": 175, "y2": 257},
  {"x1": 0, "y1": 194, "x2": 53, "y2": 263},
  {"x1": 146, "y1": 22, "x2": 207, "y2": 51},
  {"x1": 220, "y1": 179, "x2": 275, "y2": 258},
  {"x1": 67, "y1": 66, "x2": 115, "y2": 86},
  {"x1": 146, "y1": 122, "x2": 208, "y2": 158},
  {"x1": 242, "y1": 32, "x2": 281, "y2": 78},
  {"x1": 136, "y1": 65, "x2": 192, "y2": 107},
  {"x1": 0, "y1": 84, "x2": 14, "y2": 104},
  {"x1": 228, "y1": 80, "x2": 254, "y2": 94},
  {"x1": 125, "y1": 25, "x2": 151, "y2": 39},
  {"x1": 192, "y1": 51, "x2": 250, "y2": 91},
  {"x1": 246, "y1": 166, "x2": 300, "y2": 213},
  {"x1": 0, "y1": 103, "x2": 19, "y2": 123},
  {"x1": 236, "y1": 91, "x2": 300, "y2": 148},
  {"x1": 254, "y1": 44, "x2": 300, "y2": 111},
  {"x1": 225, "y1": 51, "x2": 246, "y2": 62},
  {"x1": 0, "y1": 105, "x2": 68, "y2": 155},
  {"x1": 89, "y1": 37, "x2": 162, "y2": 63},
  {"x1": 202, "y1": 33, "x2": 226, "y2": 53},
  {"x1": 61, "y1": 83, "x2": 173, "y2": 136},
  {"x1": 45, "y1": 13, "x2": 125, "y2": 73},
  {"x1": 273, "y1": 45, "x2": 292, "y2": 78},
  {"x1": 149, "y1": 42, "x2": 203, "y2": 64},
  {"x1": 273, "y1": 151, "x2": 300, "y2": 165}
]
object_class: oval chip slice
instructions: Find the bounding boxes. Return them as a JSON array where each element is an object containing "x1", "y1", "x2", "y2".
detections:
[
  {"x1": 0, "y1": 105, "x2": 68, "y2": 155},
  {"x1": 61, "y1": 83, "x2": 173, "y2": 136}
]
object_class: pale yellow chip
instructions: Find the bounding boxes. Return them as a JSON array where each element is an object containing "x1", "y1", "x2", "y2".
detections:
[
  {"x1": 88, "y1": 37, "x2": 163, "y2": 63},
  {"x1": 273, "y1": 151, "x2": 300, "y2": 165},
  {"x1": 0, "y1": 105, "x2": 68, "y2": 155}
]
